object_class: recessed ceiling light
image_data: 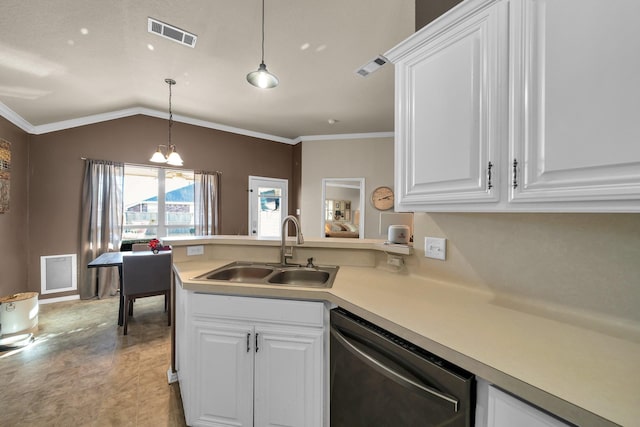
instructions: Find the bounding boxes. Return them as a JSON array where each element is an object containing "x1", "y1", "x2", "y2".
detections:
[{"x1": 328, "y1": 119, "x2": 338, "y2": 125}]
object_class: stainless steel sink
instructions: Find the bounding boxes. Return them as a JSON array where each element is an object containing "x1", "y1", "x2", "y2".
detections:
[
  {"x1": 268, "y1": 268, "x2": 332, "y2": 287},
  {"x1": 193, "y1": 261, "x2": 339, "y2": 288},
  {"x1": 205, "y1": 265, "x2": 274, "y2": 282}
]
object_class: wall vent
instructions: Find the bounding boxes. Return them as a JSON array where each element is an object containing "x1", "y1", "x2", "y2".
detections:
[
  {"x1": 148, "y1": 17, "x2": 198, "y2": 48},
  {"x1": 41, "y1": 254, "x2": 77, "y2": 295},
  {"x1": 355, "y1": 55, "x2": 388, "y2": 77}
]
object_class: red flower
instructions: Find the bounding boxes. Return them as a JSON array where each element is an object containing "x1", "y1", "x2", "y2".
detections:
[{"x1": 148, "y1": 239, "x2": 161, "y2": 251}]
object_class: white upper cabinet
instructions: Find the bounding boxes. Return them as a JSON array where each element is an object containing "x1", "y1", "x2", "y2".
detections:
[
  {"x1": 386, "y1": 0, "x2": 508, "y2": 209},
  {"x1": 508, "y1": 0, "x2": 640, "y2": 209},
  {"x1": 387, "y1": 0, "x2": 640, "y2": 212}
]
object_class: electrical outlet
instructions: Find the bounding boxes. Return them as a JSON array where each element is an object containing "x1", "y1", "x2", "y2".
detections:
[
  {"x1": 167, "y1": 368, "x2": 178, "y2": 384},
  {"x1": 424, "y1": 237, "x2": 446, "y2": 260},
  {"x1": 387, "y1": 254, "x2": 404, "y2": 267},
  {"x1": 186, "y1": 245, "x2": 204, "y2": 256}
]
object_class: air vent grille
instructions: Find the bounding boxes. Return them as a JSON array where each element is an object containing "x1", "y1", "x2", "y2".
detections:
[
  {"x1": 148, "y1": 17, "x2": 197, "y2": 48},
  {"x1": 41, "y1": 254, "x2": 77, "y2": 295}
]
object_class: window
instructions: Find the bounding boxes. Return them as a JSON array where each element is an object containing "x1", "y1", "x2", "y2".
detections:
[{"x1": 123, "y1": 165, "x2": 195, "y2": 240}]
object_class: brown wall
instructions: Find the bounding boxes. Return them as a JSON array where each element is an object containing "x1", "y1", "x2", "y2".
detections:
[
  {"x1": 27, "y1": 115, "x2": 295, "y2": 297},
  {"x1": 0, "y1": 118, "x2": 30, "y2": 298},
  {"x1": 415, "y1": 0, "x2": 463, "y2": 30}
]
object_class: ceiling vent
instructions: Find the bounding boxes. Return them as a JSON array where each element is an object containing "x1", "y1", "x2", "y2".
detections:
[
  {"x1": 355, "y1": 55, "x2": 388, "y2": 77},
  {"x1": 148, "y1": 18, "x2": 197, "y2": 48}
]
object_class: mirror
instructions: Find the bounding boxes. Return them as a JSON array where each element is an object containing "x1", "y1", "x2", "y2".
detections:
[{"x1": 321, "y1": 178, "x2": 365, "y2": 239}]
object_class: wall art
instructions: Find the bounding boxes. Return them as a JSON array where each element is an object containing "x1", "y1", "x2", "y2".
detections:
[{"x1": 0, "y1": 139, "x2": 10, "y2": 213}]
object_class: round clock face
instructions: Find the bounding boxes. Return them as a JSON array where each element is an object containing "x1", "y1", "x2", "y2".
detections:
[{"x1": 371, "y1": 186, "x2": 394, "y2": 210}]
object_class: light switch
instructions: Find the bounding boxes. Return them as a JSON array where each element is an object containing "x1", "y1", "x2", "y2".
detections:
[{"x1": 424, "y1": 237, "x2": 446, "y2": 260}]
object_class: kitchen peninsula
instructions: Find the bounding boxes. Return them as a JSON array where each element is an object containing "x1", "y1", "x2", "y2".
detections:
[{"x1": 165, "y1": 235, "x2": 639, "y2": 427}]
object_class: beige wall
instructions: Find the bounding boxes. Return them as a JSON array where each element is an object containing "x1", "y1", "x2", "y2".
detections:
[
  {"x1": 412, "y1": 212, "x2": 640, "y2": 326},
  {"x1": 300, "y1": 137, "x2": 394, "y2": 238},
  {"x1": 0, "y1": 118, "x2": 29, "y2": 298},
  {"x1": 26, "y1": 115, "x2": 294, "y2": 298}
]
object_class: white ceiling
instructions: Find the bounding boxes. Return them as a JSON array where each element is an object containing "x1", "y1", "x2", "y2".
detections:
[{"x1": 0, "y1": 0, "x2": 415, "y2": 142}]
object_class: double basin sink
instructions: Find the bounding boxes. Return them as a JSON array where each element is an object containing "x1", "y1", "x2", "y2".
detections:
[{"x1": 193, "y1": 261, "x2": 339, "y2": 288}]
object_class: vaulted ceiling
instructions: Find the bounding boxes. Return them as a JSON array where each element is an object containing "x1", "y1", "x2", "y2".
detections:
[{"x1": 0, "y1": 0, "x2": 414, "y2": 142}]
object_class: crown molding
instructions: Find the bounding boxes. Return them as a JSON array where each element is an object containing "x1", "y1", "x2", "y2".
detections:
[
  {"x1": 0, "y1": 101, "x2": 392, "y2": 145},
  {"x1": 294, "y1": 132, "x2": 394, "y2": 143},
  {"x1": 0, "y1": 101, "x2": 36, "y2": 133}
]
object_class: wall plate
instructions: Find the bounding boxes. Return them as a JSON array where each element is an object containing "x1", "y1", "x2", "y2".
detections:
[
  {"x1": 425, "y1": 237, "x2": 446, "y2": 260},
  {"x1": 187, "y1": 245, "x2": 204, "y2": 256}
]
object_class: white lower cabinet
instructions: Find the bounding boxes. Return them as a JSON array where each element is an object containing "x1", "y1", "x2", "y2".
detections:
[
  {"x1": 178, "y1": 292, "x2": 326, "y2": 427},
  {"x1": 476, "y1": 379, "x2": 572, "y2": 427}
]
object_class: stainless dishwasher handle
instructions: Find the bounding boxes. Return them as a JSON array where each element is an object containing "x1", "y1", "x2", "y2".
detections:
[{"x1": 331, "y1": 327, "x2": 459, "y2": 413}]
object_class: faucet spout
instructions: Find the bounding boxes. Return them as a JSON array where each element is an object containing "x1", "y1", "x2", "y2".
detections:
[{"x1": 281, "y1": 215, "x2": 304, "y2": 265}]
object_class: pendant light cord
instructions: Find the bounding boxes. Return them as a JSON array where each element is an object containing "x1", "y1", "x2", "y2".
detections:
[
  {"x1": 261, "y1": 0, "x2": 265, "y2": 64},
  {"x1": 168, "y1": 80, "x2": 173, "y2": 146}
]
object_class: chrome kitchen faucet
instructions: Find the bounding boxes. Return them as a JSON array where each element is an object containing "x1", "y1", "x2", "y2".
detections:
[{"x1": 281, "y1": 215, "x2": 304, "y2": 266}]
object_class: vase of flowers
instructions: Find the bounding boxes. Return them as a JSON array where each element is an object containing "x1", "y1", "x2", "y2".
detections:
[{"x1": 148, "y1": 238, "x2": 161, "y2": 254}]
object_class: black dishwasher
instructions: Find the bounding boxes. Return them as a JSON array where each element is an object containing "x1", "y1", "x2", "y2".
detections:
[{"x1": 330, "y1": 308, "x2": 475, "y2": 427}]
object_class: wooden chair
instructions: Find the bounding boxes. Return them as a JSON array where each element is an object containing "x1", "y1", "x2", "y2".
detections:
[{"x1": 121, "y1": 252, "x2": 172, "y2": 335}]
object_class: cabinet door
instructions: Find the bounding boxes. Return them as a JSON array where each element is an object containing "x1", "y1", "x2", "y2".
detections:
[
  {"x1": 390, "y1": 0, "x2": 507, "y2": 210},
  {"x1": 486, "y1": 385, "x2": 571, "y2": 427},
  {"x1": 509, "y1": 0, "x2": 640, "y2": 209},
  {"x1": 253, "y1": 325, "x2": 324, "y2": 427},
  {"x1": 190, "y1": 320, "x2": 254, "y2": 427}
]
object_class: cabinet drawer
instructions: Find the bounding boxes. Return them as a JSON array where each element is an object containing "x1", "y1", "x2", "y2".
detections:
[{"x1": 191, "y1": 293, "x2": 325, "y2": 328}]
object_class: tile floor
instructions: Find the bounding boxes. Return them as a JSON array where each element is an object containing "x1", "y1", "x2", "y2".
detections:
[{"x1": 0, "y1": 296, "x2": 186, "y2": 426}]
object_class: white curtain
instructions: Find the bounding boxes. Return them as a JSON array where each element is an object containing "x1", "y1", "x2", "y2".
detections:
[
  {"x1": 78, "y1": 160, "x2": 124, "y2": 299},
  {"x1": 194, "y1": 171, "x2": 221, "y2": 235}
]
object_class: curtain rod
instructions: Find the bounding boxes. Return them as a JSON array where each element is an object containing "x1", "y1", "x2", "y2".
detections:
[{"x1": 80, "y1": 157, "x2": 222, "y2": 174}]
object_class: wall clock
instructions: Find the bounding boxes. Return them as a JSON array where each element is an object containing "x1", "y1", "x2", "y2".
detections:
[{"x1": 371, "y1": 186, "x2": 394, "y2": 211}]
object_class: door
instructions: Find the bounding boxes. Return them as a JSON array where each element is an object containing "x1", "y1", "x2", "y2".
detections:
[
  {"x1": 190, "y1": 320, "x2": 254, "y2": 427},
  {"x1": 248, "y1": 176, "x2": 288, "y2": 238},
  {"x1": 253, "y1": 325, "x2": 324, "y2": 427}
]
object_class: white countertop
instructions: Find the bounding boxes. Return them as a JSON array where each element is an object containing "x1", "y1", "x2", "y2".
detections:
[{"x1": 173, "y1": 256, "x2": 639, "y2": 427}]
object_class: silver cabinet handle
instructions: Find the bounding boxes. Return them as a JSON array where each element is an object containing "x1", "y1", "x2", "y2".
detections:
[
  {"x1": 255, "y1": 333, "x2": 260, "y2": 353},
  {"x1": 487, "y1": 161, "x2": 493, "y2": 190},
  {"x1": 512, "y1": 159, "x2": 518, "y2": 189},
  {"x1": 246, "y1": 332, "x2": 251, "y2": 353},
  {"x1": 330, "y1": 327, "x2": 459, "y2": 412}
]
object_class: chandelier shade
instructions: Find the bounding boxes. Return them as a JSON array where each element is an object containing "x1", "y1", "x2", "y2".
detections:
[{"x1": 150, "y1": 78, "x2": 184, "y2": 166}]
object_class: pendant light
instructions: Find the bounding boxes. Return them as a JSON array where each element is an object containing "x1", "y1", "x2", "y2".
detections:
[
  {"x1": 247, "y1": 0, "x2": 279, "y2": 89},
  {"x1": 150, "y1": 78, "x2": 184, "y2": 166}
]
